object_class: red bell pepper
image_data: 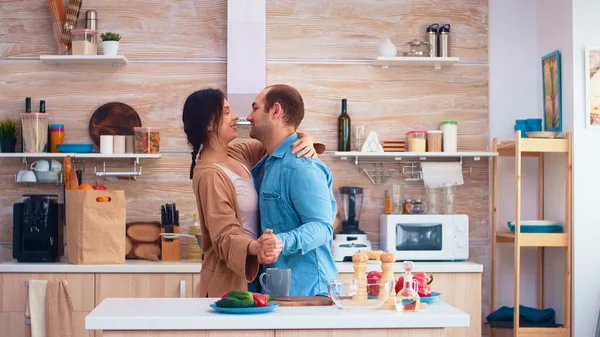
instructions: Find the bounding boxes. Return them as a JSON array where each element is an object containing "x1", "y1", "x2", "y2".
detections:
[
  {"x1": 395, "y1": 272, "x2": 434, "y2": 297},
  {"x1": 367, "y1": 271, "x2": 382, "y2": 296},
  {"x1": 251, "y1": 292, "x2": 271, "y2": 307}
]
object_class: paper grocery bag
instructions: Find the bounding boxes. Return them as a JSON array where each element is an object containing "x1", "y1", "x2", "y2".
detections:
[{"x1": 66, "y1": 190, "x2": 126, "y2": 264}]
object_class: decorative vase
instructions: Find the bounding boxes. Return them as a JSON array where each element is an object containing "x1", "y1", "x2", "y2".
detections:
[
  {"x1": 0, "y1": 137, "x2": 16, "y2": 153},
  {"x1": 102, "y1": 41, "x2": 120, "y2": 56},
  {"x1": 378, "y1": 38, "x2": 397, "y2": 57}
]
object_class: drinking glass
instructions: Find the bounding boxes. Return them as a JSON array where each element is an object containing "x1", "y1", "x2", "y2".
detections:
[{"x1": 353, "y1": 125, "x2": 365, "y2": 151}]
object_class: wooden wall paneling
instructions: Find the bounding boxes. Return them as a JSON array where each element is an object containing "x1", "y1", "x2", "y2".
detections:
[
  {"x1": 0, "y1": 0, "x2": 227, "y2": 58},
  {"x1": 266, "y1": 0, "x2": 488, "y2": 61}
]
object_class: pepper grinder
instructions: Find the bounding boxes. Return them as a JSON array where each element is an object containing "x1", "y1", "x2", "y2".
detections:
[
  {"x1": 439, "y1": 24, "x2": 451, "y2": 57},
  {"x1": 426, "y1": 24, "x2": 439, "y2": 57},
  {"x1": 351, "y1": 251, "x2": 369, "y2": 302},
  {"x1": 379, "y1": 252, "x2": 397, "y2": 310}
]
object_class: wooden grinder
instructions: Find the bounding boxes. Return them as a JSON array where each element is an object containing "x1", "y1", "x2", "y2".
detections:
[
  {"x1": 379, "y1": 252, "x2": 397, "y2": 310},
  {"x1": 351, "y1": 251, "x2": 369, "y2": 302}
]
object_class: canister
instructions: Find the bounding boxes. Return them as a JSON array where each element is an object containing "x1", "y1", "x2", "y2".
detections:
[
  {"x1": 49, "y1": 124, "x2": 64, "y2": 153},
  {"x1": 426, "y1": 130, "x2": 443, "y2": 152},
  {"x1": 406, "y1": 130, "x2": 427, "y2": 152},
  {"x1": 440, "y1": 121, "x2": 458, "y2": 152}
]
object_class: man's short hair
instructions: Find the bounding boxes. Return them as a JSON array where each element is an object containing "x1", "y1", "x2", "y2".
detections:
[{"x1": 264, "y1": 84, "x2": 305, "y2": 129}]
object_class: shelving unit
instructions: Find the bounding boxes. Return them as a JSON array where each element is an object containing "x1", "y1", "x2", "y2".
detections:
[
  {"x1": 372, "y1": 56, "x2": 459, "y2": 70},
  {"x1": 39, "y1": 55, "x2": 128, "y2": 66},
  {"x1": 327, "y1": 150, "x2": 497, "y2": 184},
  {"x1": 490, "y1": 131, "x2": 572, "y2": 337}
]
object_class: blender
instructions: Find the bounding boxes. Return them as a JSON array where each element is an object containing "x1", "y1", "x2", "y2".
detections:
[{"x1": 332, "y1": 186, "x2": 372, "y2": 261}]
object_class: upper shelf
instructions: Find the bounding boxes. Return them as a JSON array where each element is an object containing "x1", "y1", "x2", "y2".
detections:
[
  {"x1": 0, "y1": 153, "x2": 160, "y2": 159},
  {"x1": 497, "y1": 138, "x2": 569, "y2": 157},
  {"x1": 372, "y1": 56, "x2": 460, "y2": 69},
  {"x1": 327, "y1": 151, "x2": 498, "y2": 164},
  {"x1": 40, "y1": 55, "x2": 128, "y2": 66}
]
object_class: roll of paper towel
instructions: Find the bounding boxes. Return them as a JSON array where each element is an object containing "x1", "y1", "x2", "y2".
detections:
[{"x1": 420, "y1": 162, "x2": 464, "y2": 188}]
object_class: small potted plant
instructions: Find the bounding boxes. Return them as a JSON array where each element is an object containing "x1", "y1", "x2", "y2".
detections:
[
  {"x1": 100, "y1": 32, "x2": 121, "y2": 56},
  {"x1": 0, "y1": 118, "x2": 18, "y2": 153}
]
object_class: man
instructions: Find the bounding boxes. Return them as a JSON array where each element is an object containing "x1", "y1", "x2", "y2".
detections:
[{"x1": 246, "y1": 84, "x2": 338, "y2": 296}]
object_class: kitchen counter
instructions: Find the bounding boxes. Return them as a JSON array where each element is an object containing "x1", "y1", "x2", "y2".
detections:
[
  {"x1": 86, "y1": 297, "x2": 469, "y2": 336},
  {"x1": 0, "y1": 259, "x2": 483, "y2": 273}
]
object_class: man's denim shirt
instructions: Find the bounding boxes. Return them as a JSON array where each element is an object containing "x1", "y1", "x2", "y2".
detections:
[{"x1": 251, "y1": 133, "x2": 338, "y2": 296}]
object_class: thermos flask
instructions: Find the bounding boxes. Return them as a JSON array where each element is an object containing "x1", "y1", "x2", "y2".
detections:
[
  {"x1": 426, "y1": 24, "x2": 439, "y2": 57},
  {"x1": 439, "y1": 24, "x2": 451, "y2": 57}
]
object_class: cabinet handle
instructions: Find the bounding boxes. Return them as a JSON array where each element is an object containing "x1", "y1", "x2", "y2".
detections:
[{"x1": 180, "y1": 280, "x2": 186, "y2": 298}]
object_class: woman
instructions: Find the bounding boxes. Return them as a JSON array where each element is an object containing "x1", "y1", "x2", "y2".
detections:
[{"x1": 182, "y1": 88, "x2": 323, "y2": 297}]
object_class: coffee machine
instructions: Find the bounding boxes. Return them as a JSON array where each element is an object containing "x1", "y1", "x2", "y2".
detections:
[
  {"x1": 13, "y1": 194, "x2": 63, "y2": 262},
  {"x1": 332, "y1": 186, "x2": 372, "y2": 261}
]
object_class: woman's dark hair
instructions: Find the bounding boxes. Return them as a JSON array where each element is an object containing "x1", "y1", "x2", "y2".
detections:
[{"x1": 182, "y1": 88, "x2": 226, "y2": 179}]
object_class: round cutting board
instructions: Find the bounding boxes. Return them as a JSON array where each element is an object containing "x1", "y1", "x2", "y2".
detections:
[{"x1": 89, "y1": 102, "x2": 142, "y2": 146}]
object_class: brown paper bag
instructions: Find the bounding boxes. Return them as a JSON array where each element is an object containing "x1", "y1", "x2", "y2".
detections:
[{"x1": 66, "y1": 190, "x2": 126, "y2": 264}]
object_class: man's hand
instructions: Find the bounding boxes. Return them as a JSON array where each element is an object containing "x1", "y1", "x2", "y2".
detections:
[{"x1": 258, "y1": 229, "x2": 282, "y2": 264}]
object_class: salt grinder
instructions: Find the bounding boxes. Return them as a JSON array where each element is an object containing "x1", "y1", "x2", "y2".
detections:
[
  {"x1": 426, "y1": 24, "x2": 439, "y2": 57},
  {"x1": 439, "y1": 24, "x2": 451, "y2": 57}
]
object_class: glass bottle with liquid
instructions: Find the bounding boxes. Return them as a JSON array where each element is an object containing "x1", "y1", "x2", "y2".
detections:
[
  {"x1": 337, "y1": 98, "x2": 351, "y2": 151},
  {"x1": 395, "y1": 261, "x2": 420, "y2": 312}
]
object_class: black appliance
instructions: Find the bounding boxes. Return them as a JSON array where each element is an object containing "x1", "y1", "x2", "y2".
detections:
[{"x1": 13, "y1": 194, "x2": 64, "y2": 262}]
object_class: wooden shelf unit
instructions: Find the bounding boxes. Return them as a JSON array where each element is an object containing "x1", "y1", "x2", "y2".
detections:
[{"x1": 491, "y1": 131, "x2": 572, "y2": 337}]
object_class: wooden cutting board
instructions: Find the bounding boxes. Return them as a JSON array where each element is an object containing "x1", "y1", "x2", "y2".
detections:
[
  {"x1": 272, "y1": 296, "x2": 334, "y2": 306},
  {"x1": 89, "y1": 102, "x2": 142, "y2": 147}
]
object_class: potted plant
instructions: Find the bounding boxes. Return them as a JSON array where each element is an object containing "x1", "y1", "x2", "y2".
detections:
[
  {"x1": 0, "y1": 118, "x2": 18, "y2": 153},
  {"x1": 100, "y1": 32, "x2": 121, "y2": 56}
]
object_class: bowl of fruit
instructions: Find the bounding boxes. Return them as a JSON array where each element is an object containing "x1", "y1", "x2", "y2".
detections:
[{"x1": 327, "y1": 278, "x2": 394, "y2": 310}]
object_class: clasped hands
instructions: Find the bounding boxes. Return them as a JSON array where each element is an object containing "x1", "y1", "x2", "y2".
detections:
[{"x1": 250, "y1": 229, "x2": 282, "y2": 264}]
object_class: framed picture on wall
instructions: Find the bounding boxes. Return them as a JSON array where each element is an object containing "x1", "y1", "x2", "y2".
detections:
[
  {"x1": 542, "y1": 50, "x2": 562, "y2": 132},
  {"x1": 585, "y1": 47, "x2": 600, "y2": 129}
]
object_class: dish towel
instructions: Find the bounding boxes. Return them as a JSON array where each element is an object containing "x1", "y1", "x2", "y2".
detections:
[
  {"x1": 486, "y1": 305, "x2": 556, "y2": 326},
  {"x1": 25, "y1": 280, "x2": 48, "y2": 337},
  {"x1": 46, "y1": 280, "x2": 74, "y2": 337}
]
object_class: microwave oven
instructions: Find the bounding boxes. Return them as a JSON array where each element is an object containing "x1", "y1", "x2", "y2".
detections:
[{"x1": 380, "y1": 214, "x2": 468, "y2": 261}]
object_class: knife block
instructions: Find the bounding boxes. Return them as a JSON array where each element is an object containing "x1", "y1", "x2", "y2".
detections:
[{"x1": 160, "y1": 226, "x2": 182, "y2": 261}]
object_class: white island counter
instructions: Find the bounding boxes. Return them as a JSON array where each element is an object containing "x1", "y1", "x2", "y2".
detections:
[{"x1": 86, "y1": 297, "x2": 469, "y2": 337}]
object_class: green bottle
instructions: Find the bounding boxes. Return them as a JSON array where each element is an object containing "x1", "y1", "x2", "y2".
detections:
[{"x1": 338, "y1": 98, "x2": 351, "y2": 151}]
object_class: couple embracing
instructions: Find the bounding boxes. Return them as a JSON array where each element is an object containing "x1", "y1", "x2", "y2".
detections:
[{"x1": 182, "y1": 84, "x2": 338, "y2": 298}]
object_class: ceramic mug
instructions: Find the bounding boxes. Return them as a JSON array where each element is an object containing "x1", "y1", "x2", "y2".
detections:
[
  {"x1": 17, "y1": 170, "x2": 36, "y2": 182},
  {"x1": 50, "y1": 159, "x2": 62, "y2": 172},
  {"x1": 30, "y1": 160, "x2": 50, "y2": 172},
  {"x1": 259, "y1": 268, "x2": 291, "y2": 297}
]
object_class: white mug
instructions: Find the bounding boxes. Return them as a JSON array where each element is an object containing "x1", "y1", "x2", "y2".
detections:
[
  {"x1": 31, "y1": 160, "x2": 50, "y2": 172},
  {"x1": 17, "y1": 170, "x2": 36, "y2": 182},
  {"x1": 50, "y1": 159, "x2": 62, "y2": 172},
  {"x1": 100, "y1": 135, "x2": 114, "y2": 154}
]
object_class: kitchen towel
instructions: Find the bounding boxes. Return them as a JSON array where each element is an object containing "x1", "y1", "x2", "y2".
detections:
[
  {"x1": 420, "y1": 162, "x2": 464, "y2": 188},
  {"x1": 46, "y1": 280, "x2": 74, "y2": 337},
  {"x1": 25, "y1": 280, "x2": 48, "y2": 337}
]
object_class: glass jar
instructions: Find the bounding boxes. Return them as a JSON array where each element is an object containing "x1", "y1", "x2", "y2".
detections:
[
  {"x1": 406, "y1": 130, "x2": 426, "y2": 152},
  {"x1": 412, "y1": 199, "x2": 425, "y2": 214},
  {"x1": 403, "y1": 199, "x2": 413, "y2": 214},
  {"x1": 426, "y1": 130, "x2": 443, "y2": 152},
  {"x1": 440, "y1": 121, "x2": 458, "y2": 152},
  {"x1": 71, "y1": 29, "x2": 98, "y2": 56},
  {"x1": 134, "y1": 127, "x2": 161, "y2": 153}
]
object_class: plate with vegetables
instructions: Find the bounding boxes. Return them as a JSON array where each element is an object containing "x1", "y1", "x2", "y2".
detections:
[{"x1": 210, "y1": 290, "x2": 279, "y2": 314}]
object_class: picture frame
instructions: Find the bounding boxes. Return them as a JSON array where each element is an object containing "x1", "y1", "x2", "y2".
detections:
[
  {"x1": 585, "y1": 46, "x2": 600, "y2": 129},
  {"x1": 542, "y1": 50, "x2": 562, "y2": 132}
]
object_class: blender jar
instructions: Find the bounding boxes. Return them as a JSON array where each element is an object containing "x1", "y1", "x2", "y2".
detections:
[{"x1": 338, "y1": 186, "x2": 364, "y2": 234}]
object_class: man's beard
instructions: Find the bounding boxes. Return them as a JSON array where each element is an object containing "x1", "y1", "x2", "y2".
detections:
[{"x1": 250, "y1": 124, "x2": 271, "y2": 143}]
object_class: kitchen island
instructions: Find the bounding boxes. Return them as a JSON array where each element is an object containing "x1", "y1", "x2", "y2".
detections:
[{"x1": 85, "y1": 297, "x2": 469, "y2": 337}]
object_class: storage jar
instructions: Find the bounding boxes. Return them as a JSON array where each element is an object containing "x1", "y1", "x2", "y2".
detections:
[
  {"x1": 440, "y1": 121, "x2": 457, "y2": 152},
  {"x1": 49, "y1": 124, "x2": 64, "y2": 153},
  {"x1": 71, "y1": 29, "x2": 98, "y2": 55},
  {"x1": 134, "y1": 127, "x2": 161, "y2": 153},
  {"x1": 406, "y1": 130, "x2": 426, "y2": 152},
  {"x1": 426, "y1": 130, "x2": 443, "y2": 152}
]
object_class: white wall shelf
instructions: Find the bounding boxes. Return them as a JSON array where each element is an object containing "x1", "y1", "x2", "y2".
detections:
[
  {"x1": 328, "y1": 151, "x2": 498, "y2": 165},
  {"x1": 372, "y1": 56, "x2": 459, "y2": 70},
  {"x1": 40, "y1": 55, "x2": 128, "y2": 66},
  {"x1": 0, "y1": 153, "x2": 160, "y2": 159}
]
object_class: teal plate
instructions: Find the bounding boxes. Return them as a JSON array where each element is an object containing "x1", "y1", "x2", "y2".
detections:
[
  {"x1": 209, "y1": 302, "x2": 279, "y2": 314},
  {"x1": 420, "y1": 292, "x2": 441, "y2": 303}
]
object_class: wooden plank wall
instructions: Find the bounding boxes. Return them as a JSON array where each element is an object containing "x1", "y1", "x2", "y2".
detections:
[{"x1": 0, "y1": 0, "x2": 489, "y2": 333}]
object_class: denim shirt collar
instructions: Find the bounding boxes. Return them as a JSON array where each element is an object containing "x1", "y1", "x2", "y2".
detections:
[{"x1": 271, "y1": 133, "x2": 299, "y2": 159}]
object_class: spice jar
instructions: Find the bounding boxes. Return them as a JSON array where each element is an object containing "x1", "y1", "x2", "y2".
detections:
[
  {"x1": 49, "y1": 124, "x2": 64, "y2": 153},
  {"x1": 406, "y1": 130, "x2": 426, "y2": 152},
  {"x1": 412, "y1": 199, "x2": 425, "y2": 214},
  {"x1": 403, "y1": 199, "x2": 414, "y2": 214},
  {"x1": 384, "y1": 191, "x2": 392, "y2": 214},
  {"x1": 426, "y1": 130, "x2": 442, "y2": 152},
  {"x1": 440, "y1": 121, "x2": 458, "y2": 152}
]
